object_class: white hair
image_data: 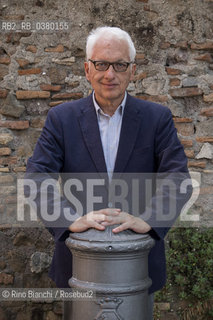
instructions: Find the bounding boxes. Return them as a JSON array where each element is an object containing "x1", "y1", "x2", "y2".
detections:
[{"x1": 86, "y1": 26, "x2": 136, "y2": 61}]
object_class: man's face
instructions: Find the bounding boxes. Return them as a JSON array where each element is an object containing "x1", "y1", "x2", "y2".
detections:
[{"x1": 84, "y1": 38, "x2": 136, "y2": 109}]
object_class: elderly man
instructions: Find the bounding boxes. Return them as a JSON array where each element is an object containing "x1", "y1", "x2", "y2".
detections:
[{"x1": 26, "y1": 26, "x2": 191, "y2": 319}]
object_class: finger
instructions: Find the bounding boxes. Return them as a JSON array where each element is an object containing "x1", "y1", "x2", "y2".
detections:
[
  {"x1": 99, "y1": 208, "x2": 121, "y2": 216},
  {"x1": 112, "y1": 222, "x2": 129, "y2": 233}
]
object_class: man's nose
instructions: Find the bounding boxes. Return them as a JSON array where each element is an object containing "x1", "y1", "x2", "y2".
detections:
[{"x1": 104, "y1": 65, "x2": 116, "y2": 78}]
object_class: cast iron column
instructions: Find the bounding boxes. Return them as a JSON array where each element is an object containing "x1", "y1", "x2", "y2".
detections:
[{"x1": 66, "y1": 225, "x2": 155, "y2": 320}]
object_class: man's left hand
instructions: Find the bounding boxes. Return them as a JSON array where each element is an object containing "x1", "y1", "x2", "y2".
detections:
[{"x1": 101, "y1": 211, "x2": 151, "y2": 234}]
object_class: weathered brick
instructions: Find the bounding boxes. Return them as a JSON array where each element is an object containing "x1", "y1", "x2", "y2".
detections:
[
  {"x1": 0, "y1": 157, "x2": 17, "y2": 165},
  {"x1": 0, "y1": 224, "x2": 12, "y2": 230},
  {"x1": 12, "y1": 166, "x2": 26, "y2": 172},
  {"x1": 200, "y1": 107, "x2": 213, "y2": 117},
  {"x1": 175, "y1": 123, "x2": 194, "y2": 136},
  {"x1": 166, "y1": 67, "x2": 182, "y2": 75},
  {"x1": 0, "y1": 89, "x2": 8, "y2": 98},
  {"x1": 16, "y1": 90, "x2": 50, "y2": 99},
  {"x1": 0, "y1": 168, "x2": 10, "y2": 173},
  {"x1": 40, "y1": 84, "x2": 61, "y2": 91},
  {"x1": 196, "y1": 136, "x2": 213, "y2": 143},
  {"x1": 4, "y1": 14, "x2": 24, "y2": 20},
  {"x1": 133, "y1": 72, "x2": 148, "y2": 81},
  {"x1": 185, "y1": 149, "x2": 195, "y2": 158},
  {"x1": 26, "y1": 45, "x2": 37, "y2": 53},
  {"x1": 0, "y1": 272, "x2": 14, "y2": 284},
  {"x1": 45, "y1": 44, "x2": 64, "y2": 52},
  {"x1": 16, "y1": 58, "x2": 30, "y2": 68},
  {"x1": 203, "y1": 93, "x2": 213, "y2": 102},
  {"x1": 52, "y1": 57, "x2": 75, "y2": 65},
  {"x1": 191, "y1": 41, "x2": 213, "y2": 50},
  {"x1": 136, "y1": 95, "x2": 168, "y2": 103},
  {"x1": 169, "y1": 87, "x2": 203, "y2": 98},
  {"x1": 160, "y1": 42, "x2": 171, "y2": 49},
  {"x1": 0, "y1": 57, "x2": 11, "y2": 64},
  {"x1": 188, "y1": 161, "x2": 206, "y2": 168},
  {"x1": 174, "y1": 41, "x2": 188, "y2": 49},
  {"x1": 51, "y1": 92, "x2": 83, "y2": 100},
  {"x1": 180, "y1": 139, "x2": 193, "y2": 148},
  {"x1": 173, "y1": 117, "x2": 193, "y2": 123},
  {"x1": 18, "y1": 68, "x2": 42, "y2": 75},
  {"x1": 136, "y1": 0, "x2": 148, "y2": 3},
  {"x1": 170, "y1": 78, "x2": 181, "y2": 87},
  {"x1": 49, "y1": 101, "x2": 64, "y2": 107},
  {"x1": 0, "y1": 133, "x2": 13, "y2": 145},
  {"x1": 0, "y1": 120, "x2": 29, "y2": 130},
  {"x1": 0, "y1": 148, "x2": 11, "y2": 156},
  {"x1": 194, "y1": 53, "x2": 213, "y2": 63},
  {"x1": 200, "y1": 186, "x2": 213, "y2": 195}
]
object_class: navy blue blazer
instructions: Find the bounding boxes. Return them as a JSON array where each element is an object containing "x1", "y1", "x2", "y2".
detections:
[{"x1": 26, "y1": 93, "x2": 190, "y2": 293}]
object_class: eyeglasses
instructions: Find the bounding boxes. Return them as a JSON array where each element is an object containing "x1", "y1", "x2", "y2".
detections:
[{"x1": 88, "y1": 59, "x2": 133, "y2": 72}]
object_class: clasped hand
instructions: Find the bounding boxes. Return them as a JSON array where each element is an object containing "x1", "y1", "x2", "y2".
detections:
[{"x1": 69, "y1": 208, "x2": 151, "y2": 234}]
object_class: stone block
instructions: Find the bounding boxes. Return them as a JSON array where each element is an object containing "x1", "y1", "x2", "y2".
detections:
[
  {"x1": 30, "y1": 117, "x2": 45, "y2": 128},
  {"x1": 0, "y1": 148, "x2": 11, "y2": 156},
  {"x1": 170, "y1": 78, "x2": 181, "y2": 87},
  {"x1": 26, "y1": 45, "x2": 37, "y2": 53},
  {"x1": 0, "y1": 93, "x2": 25, "y2": 118},
  {"x1": 136, "y1": 95, "x2": 168, "y2": 103},
  {"x1": 40, "y1": 84, "x2": 61, "y2": 91},
  {"x1": 0, "y1": 272, "x2": 14, "y2": 284},
  {"x1": 185, "y1": 149, "x2": 195, "y2": 158},
  {"x1": 133, "y1": 72, "x2": 148, "y2": 81},
  {"x1": 0, "y1": 89, "x2": 8, "y2": 98},
  {"x1": 0, "y1": 120, "x2": 29, "y2": 130},
  {"x1": 166, "y1": 67, "x2": 182, "y2": 75},
  {"x1": 51, "y1": 92, "x2": 83, "y2": 99},
  {"x1": 194, "y1": 53, "x2": 213, "y2": 63},
  {"x1": 169, "y1": 87, "x2": 203, "y2": 97},
  {"x1": 191, "y1": 41, "x2": 213, "y2": 50},
  {"x1": 16, "y1": 58, "x2": 30, "y2": 67},
  {"x1": 52, "y1": 57, "x2": 75, "y2": 65},
  {"x1": 45, "y1": 44, "x2": 64, "y2": 52},
  {"x1": 182, "y1": 77, "x2": 198, "y2": 87},
  {"x1": 18, "y1": 68, "x2": 42, "y2": 75},
  {"x1": 30, "y1": 252, "x2": 52, "y2": 273},
  {"x1": 160, "y1": 42, "x2": 171, "y2": 49},
  {"x1": 0, "y1": 57, "x2": 11, "y2": 64},
  {"x1": 196, "y1": 143, "x2": 213, "y2": 159},
  {"x1": 48, "y1": 67, "x2": 67, "y2": 84},
  {"x1": 203, "y1": 93, "x2": 213, "y2": 102},
  {"x1": 16, "y1": 90, "x2": 50, "y2": 99},
  {"x1": 0, "y1": 133, "x2": 13, "y2": 145},
  {"x1": 175, "y1": 123, "x2": 194, "y2": 136},
  {"x1": 188, "y1": 161, "x2": 206, "y2": 168},
  {"x1": 180, "y1": 139, "x2": 193, "y2": 148},
  {"x1": 200, "y1": 107, "x2": 213, "y2": 117},
  {"x1": 0, "y1": 65, "x2": 9, "y2": 80},
  {"x1": 196, "y1": 136, "x2": 213, "y2": 143},
  {"x1": 173, "y1": 117, "x2": 193, "y2": 123},
  {"x1": 174, "y1": 41, "x2": 188, "y2": 49},
  {"x1": 49, "y1": 101, "x2": 64, "y2": 107}
]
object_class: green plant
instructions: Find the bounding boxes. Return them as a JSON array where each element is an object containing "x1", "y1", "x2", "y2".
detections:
[{"x1": 166, "y1": 227, "x2": 213, "y2": 302}]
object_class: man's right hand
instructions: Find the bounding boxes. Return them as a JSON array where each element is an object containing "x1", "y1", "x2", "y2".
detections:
[{"x1": 69, "y1": 208, "x2": 121, "y2": 232}]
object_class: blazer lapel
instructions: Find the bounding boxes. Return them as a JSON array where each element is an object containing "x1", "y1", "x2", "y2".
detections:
[
  {"x1": 78, "y1": 95, "x2": 107, "y2": 175},
  {"x1": 113, "y1": 94, "x2": 142, "y2": 174}
]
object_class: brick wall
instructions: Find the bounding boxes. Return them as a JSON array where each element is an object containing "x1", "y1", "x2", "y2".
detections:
[{"x1": 0, "y1": 0, "x2": 212, "y2": 319}]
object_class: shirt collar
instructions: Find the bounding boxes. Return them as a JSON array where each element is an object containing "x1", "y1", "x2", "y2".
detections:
[{"x1": 92, "y1": 91, "x2": 127, "y2": 117}]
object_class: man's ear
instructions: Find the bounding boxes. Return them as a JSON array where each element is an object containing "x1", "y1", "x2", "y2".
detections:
[
  {"x1": 130, "y1": 63, "x2": 136, "y2": 81},
  {"x1": 84, "y1": 61, "x2": 90, "y2": 82}
]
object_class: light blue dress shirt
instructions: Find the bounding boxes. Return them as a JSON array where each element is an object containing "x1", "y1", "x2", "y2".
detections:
[{"x1": 93, "y1": 91, "x2": 127, "y2": 180}]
